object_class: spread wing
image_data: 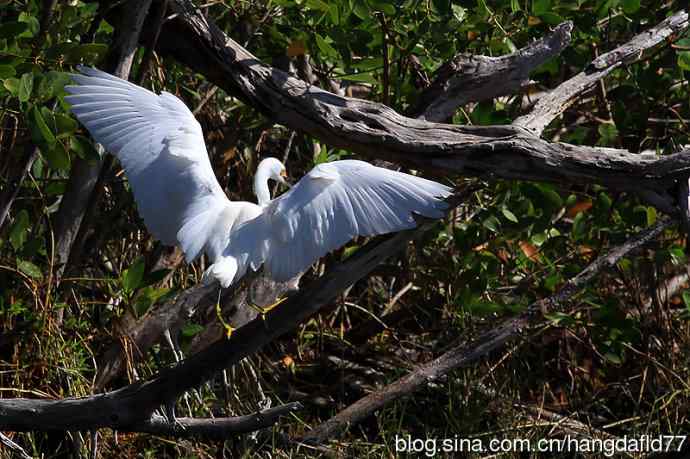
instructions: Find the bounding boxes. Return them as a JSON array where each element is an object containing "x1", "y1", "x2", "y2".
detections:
[
  {"x1": 227, "y1": 160, "x2": 452, "y2": 282},
  {"x1": 64, "y1": 66, "x2": 232, "y2": 262}
]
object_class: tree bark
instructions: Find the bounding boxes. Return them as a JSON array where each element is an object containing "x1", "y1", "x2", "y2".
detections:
[{"x1": 413, "y1": 21, "x2": 573, "y2": 122}]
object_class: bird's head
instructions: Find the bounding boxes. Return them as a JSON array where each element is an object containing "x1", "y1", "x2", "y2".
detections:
[{"x1": 258, "y1": 157, "x2": 289, "y2": 186}]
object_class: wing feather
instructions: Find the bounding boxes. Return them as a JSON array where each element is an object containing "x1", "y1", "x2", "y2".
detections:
[
  {"x1": 226, "y1": 160, "x2": 452, "y2": 283},
  {"x1": 65, "y1": 66, "x2": 232, "y2": 262}
]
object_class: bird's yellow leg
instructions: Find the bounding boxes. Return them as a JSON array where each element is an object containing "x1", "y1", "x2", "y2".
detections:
[
  {"x1": 248, "y1": 296, "x2": 288, "y2": 317},
  {"x1": 215, "y1": 288, "x2": 234, "y2": 339}
]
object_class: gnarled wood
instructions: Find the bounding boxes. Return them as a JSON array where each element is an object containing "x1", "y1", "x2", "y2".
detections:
[
  {"x1": 515, "y1": 11, "x2": 689, "y2": 135},
  {"x1": 414, "y1": 21, "x2": 573, "y2": 122}
]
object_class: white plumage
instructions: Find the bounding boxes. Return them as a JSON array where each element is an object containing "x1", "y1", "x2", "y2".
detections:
[{"x1": 65, "y1": 66, "x2": 453, "y2": 288}]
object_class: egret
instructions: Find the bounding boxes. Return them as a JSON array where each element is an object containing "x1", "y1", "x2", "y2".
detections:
[{"x1": 65, "y1": 66, "x2": 453, "y2": 292}]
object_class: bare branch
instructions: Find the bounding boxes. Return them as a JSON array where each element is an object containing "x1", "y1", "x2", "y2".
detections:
[
  {"x1": 0, "y1": 145, "x2": 38, "y2": 231},
  {"x1": 0, "y1": 432, "x2": 31, "y2": 459},
  {"x1": 300, "y1": 217, "x2": 674, "y2": 443},
  {"x1": 131, "y1": 3, "x2": 690, "y2": 205},
  {"x1": 514, "y1": 11, "x2": 689, "y2": 135},
  {"x1": 413, "y1": 21, "x2": 574, "y2": 122},
  {"x1": 129, "y1": 402, "x2": 303, "y2": 438}
]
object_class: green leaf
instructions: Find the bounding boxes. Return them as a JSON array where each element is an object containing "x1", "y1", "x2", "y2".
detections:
[
  {"x1": 539, "y1": 12, "x2": 564, "y2": 25},
  {"x1": 544, "y1": 311, "x2": 575, "y2": 326},
  {"x1": 65, "y1": 43, "x2": 109, "y2": 64},
  {"x1": 70, "y1": 136, "x2": 101, "y2": 162},
  {"x1": 144, "y1": 269, "x2": 171, "y2": 286},
  {"x1": 132, "y1": 286, "x2": 170, "y2": 317},
  {"x1": 122, "y1": 256, "x2": 146, "y2": 293},
  {"x1": 351, "y1": 0, "x2": 369, "y2": 20},
  {"x1": 3, "y1": 77, "x2": 19, "y2": 96},
  {"x1": 182, "y1": 324, "x2": 205, "y2": 338},
  {"x1": 17, "y1": 260, "x2": 43, "y2": 279},
  {"x1": 43, "y1": 144, "x2": 71, "y2": 170},
  {"x1": 451, "y1": 4, "x2": 466, "y2": 22},
  {"x1": 341, "y1": 244, "x2": 360, "y2": 260},
  {"x1": 532, "y1": 0, "x2": 551, "y2": 15},
  {"x1": 371, "y1": 0, "x2": 396, "y2": 15},
  {"x1": 510, "y1": 0, "x2": 521, "y2": 12},
  {"x1": 682, "y1": 291, "x2": 690, "y2": 312},
  {"x1": 502, "y1": 207, "x2": 519, "y2": 223},
  {"x1": 0, "y1": 64, "x2": 15, "y2": 79},
  {"x1": 482, "y1": 214, "x2": 501, "y2": 233},
  {"x1": 572, "y1": 211, "x2": 587, "y2": 240},
  {"x1": 597, "y1": 123, "x2": 618, "y2": 146},
  {"x1": 54, "y1": 113, "x2": 78, "y2": 136},
  {"x1": 621, "y1": 0, "x2": 640, "y2": 14},
  {"x1": 314, "y1": 34, "x2": 338, "y2": 59},
  {"x1": 305, "y1": 0, "x2": 330, "y2": 12},
  {"x1": 9, "y1": 210, "x2": 30, "y2": 250},
  {"x1": 339, "y1": 72, "x2": 378, "y2": 84},
  {"x1": 0, "y1": 21, "x2": 28, "y2": 39},
  {"x1": 31, "y1": 105, "x2": 56, "y2": 147},
  {"x1": 18, "y1": 72, "x2": 33, "y2": 103},
  {"x1": 535, "y1": 184, "x2": 563, "y2": 210},
  {"x1": 678, "y1": 52, "x2": 690, "y2": 71},
  {"x1": 18, "y1": 12, "x2": 39, "y2": 37}
]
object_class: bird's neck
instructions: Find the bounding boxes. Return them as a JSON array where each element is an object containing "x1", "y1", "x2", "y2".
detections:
[{"x1": 253, "y1": 165, "x2": 272, "y2": 206}]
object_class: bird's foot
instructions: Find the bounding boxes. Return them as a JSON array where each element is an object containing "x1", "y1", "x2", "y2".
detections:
[
  {"x1": 215, "y1": 294, "x2": 235, "y2": 339},
  {"x1": 249, "y1": 296, "x2": 288, "y2": 318},
  {"x1": 163, "y1": 402, "x2": 186, "y2": 431}
]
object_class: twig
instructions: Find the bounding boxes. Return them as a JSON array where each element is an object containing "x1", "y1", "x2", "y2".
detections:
[
  {"x1": 0, "y1": 432, "x2": 31, "y2": 459},
  {"x1": 300, "y1": 218, "x2": 674, "y2": 443},
  {"x1": 515, "y1": 11, "x2": 689, "y2": 135},
  {"x1": 0, "y1": 145, "x2": 38, "y2": 231},
  {"x1": 378, "y1": 13, "x2": 390, "y2": 106}
]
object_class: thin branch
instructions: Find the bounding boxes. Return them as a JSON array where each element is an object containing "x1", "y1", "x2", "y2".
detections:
[
  {"x1": 0, "y1": 145, "x2": 38, "y2": 231},
  {"x1": 300, "y1": 217, "x2": 674, "y2": 443},
  {"x1": 129, "y1": 402, "x2": 303, "y2": 439},
  {"x1": 413, "y1": 21, "x2": 574, "y2": 122},
  {"x1": 0, "y1": 432, "x2": 31, "y2": 459},
  {"x1": 514, "y1": 11, "x2": 689, "y2": 135}
]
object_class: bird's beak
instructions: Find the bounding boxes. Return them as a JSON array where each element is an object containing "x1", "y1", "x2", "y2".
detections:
[{"x1": 280, "y1": 170, "x2": 292, "y2": 188}]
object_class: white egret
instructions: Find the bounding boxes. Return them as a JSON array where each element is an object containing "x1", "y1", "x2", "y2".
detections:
[{"x1": 64, "y1": 66, "x2": 453, "y2": 291}]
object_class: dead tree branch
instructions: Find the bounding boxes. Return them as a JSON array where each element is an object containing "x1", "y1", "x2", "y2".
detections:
[
  {"x1": 129, "y1": 402, "x2": 303, "y2": 439},
  {"x1": 514, "y1": 12, "x2": 689, "y2": 135},
  {"x1": 135, "y1": 4, "x2": 690, "y2": 206},
  {"x1": 413, "y1": 21, "x2": 573, "y2": 122},
  {"x1": 300, "y1": 217, "x2": 674, "y2": 443}
]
